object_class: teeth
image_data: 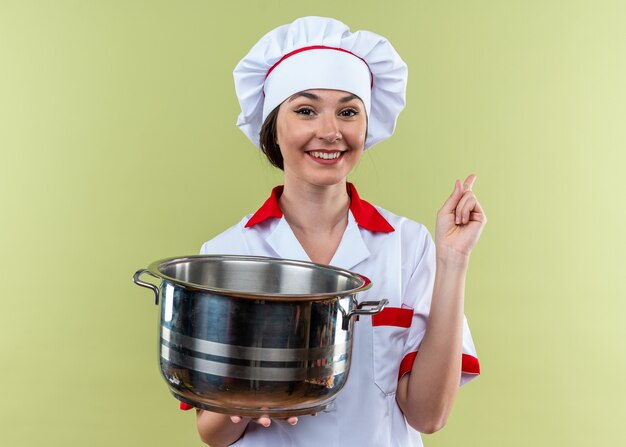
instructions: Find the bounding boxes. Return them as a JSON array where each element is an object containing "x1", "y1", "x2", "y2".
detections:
[{"x1": 310, "y1": 152, "x2": 341, "y2": 160}]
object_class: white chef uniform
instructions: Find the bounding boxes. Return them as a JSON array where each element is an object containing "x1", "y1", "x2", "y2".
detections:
[{"x1": 185, "y1": 183, "x2": 480, "y2": 447}]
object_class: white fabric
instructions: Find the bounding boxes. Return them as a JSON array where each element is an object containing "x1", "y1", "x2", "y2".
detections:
[
  {"x1": 233, "y1": 16, "x2": 408, "y2": 150},
  {"x1": 199, "y1": 204, "x2": 479, "y2": 447},
  {"x1": 263, "y1": 48, "x2": 372, "y2": 123}
]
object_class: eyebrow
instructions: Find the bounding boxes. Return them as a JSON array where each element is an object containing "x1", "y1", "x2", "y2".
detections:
[
  {"x1": 288, "y1": 92, "x2": 360, "y2": 103},
  {"x1": 339, "y1": 94, "x2": 359, "y2": 103},
  {"x1": 288, "y1": 92, "x2": 319, "y2": 102}
]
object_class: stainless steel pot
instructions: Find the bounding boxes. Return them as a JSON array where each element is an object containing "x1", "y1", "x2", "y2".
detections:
[{"x1": 133, "y1": 255, "x2": 387, "y2": 417}]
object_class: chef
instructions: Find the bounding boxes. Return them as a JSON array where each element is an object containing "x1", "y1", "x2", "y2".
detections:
[{"x1": 183, "y1": 16, "x2": 486, "y2": 447}]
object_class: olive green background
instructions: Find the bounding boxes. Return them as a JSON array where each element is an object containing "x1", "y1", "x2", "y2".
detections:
[{"x1": 1, "y1": 1, "x2": 624, "y2": 445}]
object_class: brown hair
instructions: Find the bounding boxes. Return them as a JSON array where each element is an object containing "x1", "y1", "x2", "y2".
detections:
[{"x1": 259, "y1": 107, "x2": 283, "y2": 170}]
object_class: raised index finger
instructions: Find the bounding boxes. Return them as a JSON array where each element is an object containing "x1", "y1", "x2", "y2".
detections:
[
  {"x1": 440, "y1": 179, "x2": 463, "y2": 214},
  {"x1": 462, "y1": 174, "x2": 477, "y2": 192}
]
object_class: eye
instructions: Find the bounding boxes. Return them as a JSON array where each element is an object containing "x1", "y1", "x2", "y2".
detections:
[
  {"x1": 339, "y1": 108, "x2": 358, "y2": 117},
  {"x1": 295, "y1": 107, "x2": 315, "y2": 116}
]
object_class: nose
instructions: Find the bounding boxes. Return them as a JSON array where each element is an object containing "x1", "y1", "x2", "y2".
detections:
[{"x1": 317, "y1": 115, "x2": 342, "y2": 143}]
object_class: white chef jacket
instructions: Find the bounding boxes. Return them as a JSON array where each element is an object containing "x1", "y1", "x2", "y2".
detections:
[{"x1": 184, "y1": 183, "x2": 480, "y2": 447}]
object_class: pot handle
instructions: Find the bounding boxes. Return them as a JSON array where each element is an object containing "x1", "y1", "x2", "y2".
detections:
[
  {"x1": 133, "y1": 269, "x2": 162, "y2": 305},
  {"x1": 342, "y1": 299, "x2": 389, "y2": 330}
]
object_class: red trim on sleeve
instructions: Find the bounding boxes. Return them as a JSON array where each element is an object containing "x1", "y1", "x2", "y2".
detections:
[
  {"x1": 244, "y1": 183, "x2": 395, "y2": 233},
  {"x1": 398, "y1": 352, "x2": 481, "y2": 380},
  {"x1": 462, "y1": 353, "x2": 481, "y2": 374},
  {"x1": 372, "y1": 307, "x2": 413, "y2": 328},
  {"x1": 179, "y1": 402, "x2": 194, "y2": 411},
  {"x1": 398, "y1": 351, "x2": 418, "y2": 379}
]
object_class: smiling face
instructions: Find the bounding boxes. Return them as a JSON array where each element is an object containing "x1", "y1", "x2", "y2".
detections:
[{"x1": 275, "y1": 89, "x2": 367, "y2": 187}]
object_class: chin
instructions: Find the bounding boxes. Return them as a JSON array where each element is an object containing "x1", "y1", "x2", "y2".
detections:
[{"x1": 306, "y1": 176, "x2": 349, "y2": 188}]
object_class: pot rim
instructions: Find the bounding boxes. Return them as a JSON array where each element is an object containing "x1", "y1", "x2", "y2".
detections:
[{"x1": 146, "y1": 254, "x2": 372, "y2": 301}]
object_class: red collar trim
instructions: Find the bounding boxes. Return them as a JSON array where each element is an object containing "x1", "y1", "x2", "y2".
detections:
[
  {"x1": 245, "y1": 183, "x2": 395, "y2": 233},
  {"x1": 244, "y1": 185, "x2": 285, "y2": 228}
]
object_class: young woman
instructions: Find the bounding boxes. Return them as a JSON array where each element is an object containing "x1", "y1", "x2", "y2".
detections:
[{"x1": 185, "y1": 17, "x2": 486, "y2": 447}]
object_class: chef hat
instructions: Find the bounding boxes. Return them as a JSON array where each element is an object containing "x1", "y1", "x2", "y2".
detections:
[{"x1": 233, "y1": 16, "x2": 408, "y2": 150}]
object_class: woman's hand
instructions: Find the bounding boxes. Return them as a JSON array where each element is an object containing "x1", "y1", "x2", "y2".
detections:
[
  {"x1": 229, "y1": 413, "x2": 299, "y2": 428},
  {"x1": 196, "y1": 410, "x2": 302, "y2": 446},
  {"x1": 435, "y1": 174, "x2": 487, "y2": 260}
]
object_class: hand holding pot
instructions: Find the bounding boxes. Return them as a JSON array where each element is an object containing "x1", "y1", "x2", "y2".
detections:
[
  {"x1": 230, "y1": 413, "x2": 300, "y2": 427},
  {"x1": 196, "y1": 409, "x2": 307, "y2": 445}
]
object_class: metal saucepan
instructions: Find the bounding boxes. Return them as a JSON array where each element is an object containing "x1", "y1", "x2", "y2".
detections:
[{"x1": 133, "y1": 255, "x2": 387, "y2": 417}]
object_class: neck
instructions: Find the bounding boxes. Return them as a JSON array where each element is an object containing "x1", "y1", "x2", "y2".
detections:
[{"x1": 279, "y1": 178, "x2": 350, "y2": 235}]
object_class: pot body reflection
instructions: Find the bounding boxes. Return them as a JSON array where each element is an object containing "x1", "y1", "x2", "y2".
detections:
[{"x1": 160, "y1": 283, "x2": 355, "y2": 416}]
